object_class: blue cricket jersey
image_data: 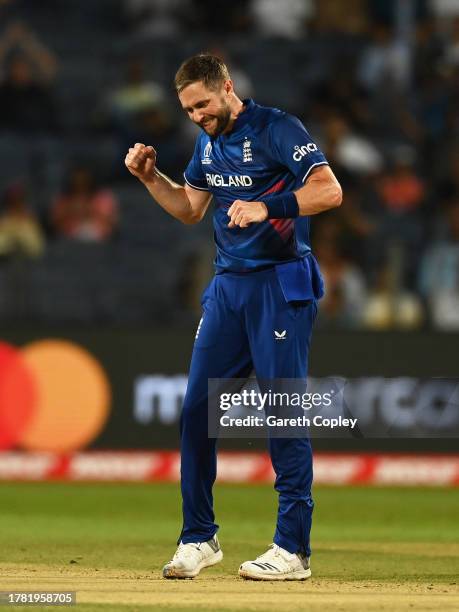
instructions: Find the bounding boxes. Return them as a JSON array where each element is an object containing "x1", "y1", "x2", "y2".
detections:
[{"x1": 184, "y1": 98, "x2": 329, "y2": 274}]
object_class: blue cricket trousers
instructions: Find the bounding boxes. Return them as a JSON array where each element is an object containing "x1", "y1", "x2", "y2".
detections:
[{"x1": 178, "y1": 258, "x2": 320, "y2": 557}]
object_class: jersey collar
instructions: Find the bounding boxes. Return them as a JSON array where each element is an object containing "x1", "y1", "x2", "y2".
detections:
[
  {"x1": 217, "y1": 98, "x2": 255, "y2": 140},
  {"x1": 231, "y1": 98, "x2": 255, "y2": 132}
]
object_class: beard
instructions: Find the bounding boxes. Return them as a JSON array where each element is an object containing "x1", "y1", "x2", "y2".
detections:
[{"x1": 199, "y1": 104, "x2": 232, "y2": 137}]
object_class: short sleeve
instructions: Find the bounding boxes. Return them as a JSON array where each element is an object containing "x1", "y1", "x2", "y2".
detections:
[
  {"x1": 183, "y1": 136, "x2": 209, "y2": 191},
  {"x1": 269, "y1": 114, "x2": 328, "y2": 183}
]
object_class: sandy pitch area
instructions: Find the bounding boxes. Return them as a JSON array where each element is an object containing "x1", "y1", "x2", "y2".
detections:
[{"x1": 1, "y1": 564, "x2": 458, "y2": 611}]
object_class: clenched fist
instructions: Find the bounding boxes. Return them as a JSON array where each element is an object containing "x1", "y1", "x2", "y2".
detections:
[
  {"x1": 125, "y1": 143, "x2": 156, "y2": 182},
  {"x1": 227, "y1": 200, "x2": 268, "y2": 228}
]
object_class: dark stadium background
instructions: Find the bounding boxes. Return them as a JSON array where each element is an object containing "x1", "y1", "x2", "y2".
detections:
[{"x1": 0, "y1": 0, "x2": 458, "y2": 473}]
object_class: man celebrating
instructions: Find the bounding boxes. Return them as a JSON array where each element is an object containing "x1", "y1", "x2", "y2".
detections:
[{"x1": 125, "y1": 53, "x2": 342, "y2": 581}]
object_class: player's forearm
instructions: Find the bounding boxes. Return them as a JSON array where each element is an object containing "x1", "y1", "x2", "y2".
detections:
[
  {"x1": 294, "y1": 178, "x2": 342, "y2": 216},
  {"x1": 143, "y1": 169, "x2": 197, "y2": 224}
]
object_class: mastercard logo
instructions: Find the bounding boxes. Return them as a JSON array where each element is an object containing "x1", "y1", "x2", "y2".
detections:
[{"x1": 0, "y1": 339, "x2": 111, "y2": 452}]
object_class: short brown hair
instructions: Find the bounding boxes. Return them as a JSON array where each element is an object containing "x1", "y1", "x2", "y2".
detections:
[{"x1": 174, "y1": 53, "x2": 230, "y2": 94}]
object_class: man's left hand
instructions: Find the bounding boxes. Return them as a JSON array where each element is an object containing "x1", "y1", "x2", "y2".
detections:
[{"x1": 227, "y1": 200, "x2": 268, "y2": 228}]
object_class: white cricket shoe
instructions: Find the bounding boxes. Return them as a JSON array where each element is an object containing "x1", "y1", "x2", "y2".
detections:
[
  {"x1": 239, "y1": 543, "x2": 311, "y2": 581},
  {"x1": 162, "y1": 535, "x2": 223, "y2": 579}
]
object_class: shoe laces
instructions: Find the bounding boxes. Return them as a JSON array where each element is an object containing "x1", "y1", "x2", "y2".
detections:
[
  {"x1": 255, "y1": 543, "x2": 300, "y2": 569},
  {"x1": 172, "y1": 541, "x2": 203, "y2": 562},
  {"x1": 256, "y1": 543, "x2": 282, "y2": 561}
]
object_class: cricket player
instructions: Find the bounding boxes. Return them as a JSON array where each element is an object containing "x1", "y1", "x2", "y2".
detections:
[{"x1": 125, "y1": 54, "x2": 342, "y2": 581}]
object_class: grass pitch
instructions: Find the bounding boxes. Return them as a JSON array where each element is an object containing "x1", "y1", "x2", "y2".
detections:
[{"x1": 0, "y1": 482, "x2": 458, "y2": 611}]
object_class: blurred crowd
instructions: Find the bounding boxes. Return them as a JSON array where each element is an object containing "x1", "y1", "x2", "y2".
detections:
[{"x1": 1, "y1": 0, "x2": 459, "y2": 330}]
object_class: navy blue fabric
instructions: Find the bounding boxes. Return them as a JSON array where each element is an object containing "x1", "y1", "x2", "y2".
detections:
[
  {"x1": 184, "y1": 99, "x2": 329, "y2": 272},
  {"x1": 178, "y1": 257, "x2": 321, "y2": 556}
]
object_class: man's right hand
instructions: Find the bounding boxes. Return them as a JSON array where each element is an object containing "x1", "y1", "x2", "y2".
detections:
[{"x1": 125, "y1": 143, "x2": 157, "y2": 183}]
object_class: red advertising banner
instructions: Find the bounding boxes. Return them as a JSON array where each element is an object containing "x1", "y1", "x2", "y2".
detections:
[{"x1": 0, "y1": 452, "x2": 458, "y2": 486}]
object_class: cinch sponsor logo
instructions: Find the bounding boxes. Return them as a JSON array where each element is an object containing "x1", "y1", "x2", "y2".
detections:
[
  {"x1": 293, "y1": 143, "x2": 318, "y2": 161},
  {"x1": 206, "y1": 173, "x2": 253, "y2": 188}
]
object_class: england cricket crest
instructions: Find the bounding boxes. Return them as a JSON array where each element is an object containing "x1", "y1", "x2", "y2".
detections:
[{"x1": 242, "y1": 137, "x2": 252, "y2": 163}]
